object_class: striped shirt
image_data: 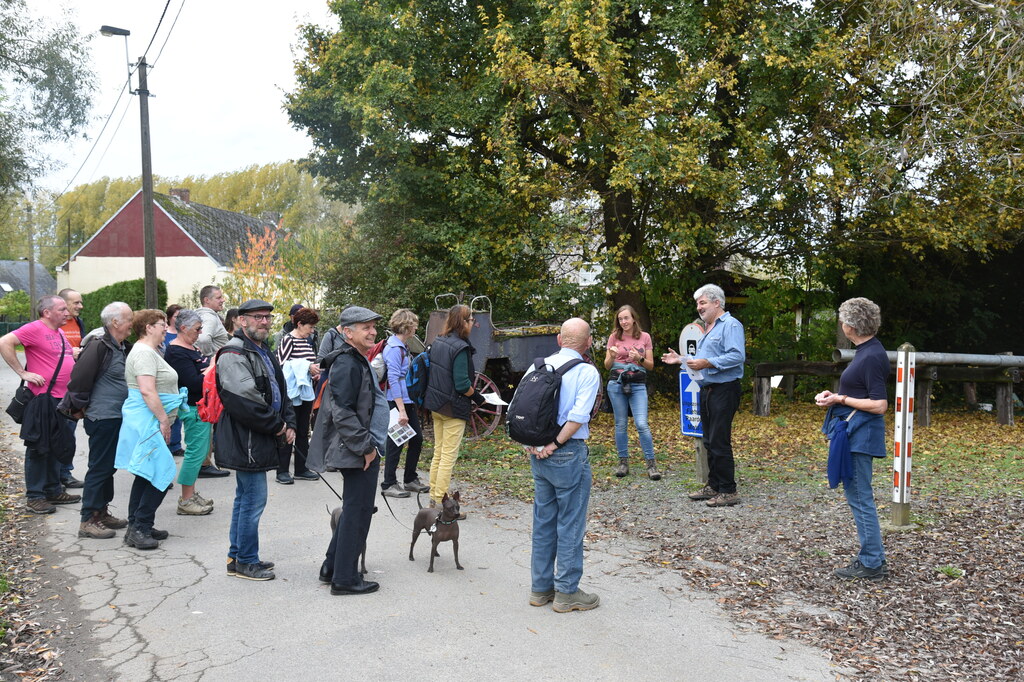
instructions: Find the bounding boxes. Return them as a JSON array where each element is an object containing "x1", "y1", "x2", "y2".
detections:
[{"x1": 277, "y1": 332, "x2": 317, "y2": 366}]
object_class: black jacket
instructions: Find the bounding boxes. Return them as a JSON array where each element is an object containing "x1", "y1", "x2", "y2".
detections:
[
  {"x1": 62, "y1": 328, "x2": 130, "y2": 416},
  {"x1": 214, "y1": 330, "x2": 296, "y2": 472},
  {"x1": 307, "y1": 339, "x2": 384, "y2": 470},
  {"x1": 424, "y1": 334, "x2": 474, "y2": 420}
]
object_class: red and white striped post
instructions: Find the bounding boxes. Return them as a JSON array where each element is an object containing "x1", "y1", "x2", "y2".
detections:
[{"x1": 892, "y1": 342, "x2": 915, "y2": 526}]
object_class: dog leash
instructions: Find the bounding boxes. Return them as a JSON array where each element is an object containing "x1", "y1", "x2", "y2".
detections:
[{"x1": 316, "y1": 469, "x2": 419, "y2": 532}]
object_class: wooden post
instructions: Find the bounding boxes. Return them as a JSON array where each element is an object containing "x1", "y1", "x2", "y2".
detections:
[
  {"x1": 694, "y1": 439, "x2": 709, "y2": 485},
  {"x1": 892, "y1": 343, "x2": 915, "y2": 526},
  {"x1": 963, "y1": 382, "x2": 978, "y2": 408},
  {"x1": 914, "y1": 366, "x2": 934, "y2": 428},
  {"x1": 752, "y1": 377, "x2": 771, "y2": 416},
  {"x1": 995, "y1": 353, "x2": 1014, "y2": 426}
]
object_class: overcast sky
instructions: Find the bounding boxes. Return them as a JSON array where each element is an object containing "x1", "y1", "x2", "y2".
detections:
[{"x1": 38, "y1": 0, "x2": 334, "y2": 194}]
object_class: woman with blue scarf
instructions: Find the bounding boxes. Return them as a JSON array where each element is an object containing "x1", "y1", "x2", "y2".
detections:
[
  {"x1": 815, "y1": 298, "x2": 890, "y2": 581},
  {"x1": 116, "y1": 310, "x2": 188, "y2": 550}
]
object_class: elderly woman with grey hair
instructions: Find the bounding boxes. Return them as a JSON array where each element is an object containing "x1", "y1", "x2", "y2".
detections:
[
  {"x1": 164, "y1": 309, "x2": 215, "y2": 516},
  {"x1": 64, "y1": 302, "x2": 134, "y2": 539},
  {"x1": 815, "y1": 297, "x2": 890, "y2": 581}
]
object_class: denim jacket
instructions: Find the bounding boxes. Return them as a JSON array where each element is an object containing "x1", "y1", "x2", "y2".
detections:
[{"x1": 822, "y1": 405, "x2": 886, "y2": 458}]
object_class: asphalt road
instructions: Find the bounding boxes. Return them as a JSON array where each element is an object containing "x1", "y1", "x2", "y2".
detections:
[{"x1": 1, "y1": 355, "x2": 844, "y2": 681}]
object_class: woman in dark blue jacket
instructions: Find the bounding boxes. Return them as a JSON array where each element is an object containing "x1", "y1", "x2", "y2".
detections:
[{"x1": 816, "y1": 297, "x2": 889, "y2": 581}]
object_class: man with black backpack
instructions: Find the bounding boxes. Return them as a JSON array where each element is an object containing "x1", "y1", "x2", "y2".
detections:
[{"x1": 512, "y1": 317, "x2": 601, "y2": 613}]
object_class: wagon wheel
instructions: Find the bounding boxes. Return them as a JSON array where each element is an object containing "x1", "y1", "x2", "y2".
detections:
[
  {"x1": 417, "y1": 373, "x2": 503, "y2": 442},
  {"x1": 467, "y1": 373, "x2": 502, "y2": 440}
]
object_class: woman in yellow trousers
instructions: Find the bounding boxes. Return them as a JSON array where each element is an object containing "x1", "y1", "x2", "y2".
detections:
[{"x1": 423, "y1": 305, "x2": 485, "y2": 516}]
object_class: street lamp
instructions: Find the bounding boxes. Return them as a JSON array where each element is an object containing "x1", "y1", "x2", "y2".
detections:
[{"x1": 100, "y1": 24, "x2": 158, "y2": 309}]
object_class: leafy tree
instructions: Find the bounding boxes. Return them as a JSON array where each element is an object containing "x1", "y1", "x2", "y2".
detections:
[
  {"x1": 0, "y1": 0, "x2": 94, "y2": 193},
  {"x1": 0, "y1": 289, "x2": 31, "y2": 320}
]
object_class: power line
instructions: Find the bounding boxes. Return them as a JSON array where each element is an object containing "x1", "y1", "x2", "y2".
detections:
[
  {"x1": 142, "y1": 0, "x2": 174, "y2": 62},
  {"x1": 150, "y1": 0, "x2": 187, "y2": 68}
]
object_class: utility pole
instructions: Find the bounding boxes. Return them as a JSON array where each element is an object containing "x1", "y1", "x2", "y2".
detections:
[
  {"x1": 137, "y1": 58, "x2": 157, "y2": 309},
  {"x1": 26, "y1": 202, "x2": 36, "y2": 306}
]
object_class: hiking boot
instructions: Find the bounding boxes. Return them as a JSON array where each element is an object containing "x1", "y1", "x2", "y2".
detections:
[
  {"x1": 529, "y1": 590, "x2": 555, "y2": 607},
  {"x1": 293, "y1": 471, "x2": 319, "y2": 481},
  {"x1": 834, "y1": 559, "x2": 888, "y2": 581},
  {"x1": 688, "y1": 485, "x2": 717, "y2": 501},
  {"x1": 150, "y1": 528, "x2": 169, "y2": 540},
  {"x1": 98, "y1": 506, "x2": 128, "y2": 529},
  {"x1": 123, "y1": 525, "x2": 159, "y2": 550},
  {"x1": 276, "y1": 472, "x2": 294, "y2": 485},
  {"x1": 61, "y1": 475, "x2": 84, "y2": 489},
  {"x1": 646, "y1": 461, "x2": 662, "y2": 481},
  {"x1": 614, "y1": 459, "x2": 629, "y2": 477},
  {"x1": 192, "y1": 492, "x2": 214, "y2": 509},
  {"x1": 26, "y1": 498, "x2": 56, "y2": 514},
  {"x1": 79, "y1": 513, "x2": 116, "y2": 539},
  {"x1": 46, "y1": 492, "x2": 81, "y2": 505},
  {"x1": 177, "y1": 495, "x2": 213, "y2": 516},
  {"x1": 382, "y1": 485, "x2": 410, "y2": 499},
  {"x1": 403, "y1": 478, "x2": 430, "y2": 493},
  {"x1": 235, "y1": 562, "x2": 275, "y2": 581},
  {"x1": 552, "y1": 589, "x2": 600, "y2": 613},
  {"x1": 706, "y1": 492, "x2": 741, "y2": 507},
  {"x1": 227, "y1": 558, "x2": 275, "y2": 576}
]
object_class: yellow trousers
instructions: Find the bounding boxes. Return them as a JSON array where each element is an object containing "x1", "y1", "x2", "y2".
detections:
[{"x1": 429, "y1": 412, "x2": 466, "y2": 504}]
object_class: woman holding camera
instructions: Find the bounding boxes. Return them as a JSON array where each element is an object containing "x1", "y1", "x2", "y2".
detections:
[{"x1": 604, "y1": 305, "x2": 660, "y2": 480}]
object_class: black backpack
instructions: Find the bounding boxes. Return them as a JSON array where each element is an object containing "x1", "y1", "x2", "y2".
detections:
[
  {"x1": 405, "y1": 347, "x2": 431, "y2": 408},
  {"x1": 506, "y1": 358, "x2": 584, "y2": 446}
]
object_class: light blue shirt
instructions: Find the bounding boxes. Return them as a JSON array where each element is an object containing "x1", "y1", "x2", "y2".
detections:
[
  {"x1": 522, "y1": 348, "x2": 601, "y2": 440},
  {"x1": 695, "y1": 311, "x2": 745, "y2": 385}
]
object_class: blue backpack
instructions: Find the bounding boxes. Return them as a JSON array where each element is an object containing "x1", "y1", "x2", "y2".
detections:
[{"x1": 405, "y1": 348, "x2": 431, "y2": 407}]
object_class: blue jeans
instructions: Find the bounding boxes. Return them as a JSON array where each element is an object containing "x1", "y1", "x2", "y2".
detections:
[
  {"x1": 168, "y1": 417, "x2": 182, "y2": 453},
  {"x1": 229, "y1": 471, "x2": 268, "y2": 565},
  {"x1": 843, "y1": 453, "x2": 886, "y2": 569},
  {"x1": 530, "y1": 440, "x2": 592, "y2": 594},
  {"x1": 81, "y1": 418, "x2": 121, "y2": 520},
  {"x1": 606, "y1": 381, "x2": 655, "y2": 461}
]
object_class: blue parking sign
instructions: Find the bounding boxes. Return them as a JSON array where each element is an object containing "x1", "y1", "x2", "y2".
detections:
[{"x1": 679, "y1": 371, "x2": 702, "y2": 437}]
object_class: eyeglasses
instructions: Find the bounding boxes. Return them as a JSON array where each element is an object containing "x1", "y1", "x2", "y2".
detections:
[{"x1": 244, "y1": 313, "x2": 273, "y2": 321}]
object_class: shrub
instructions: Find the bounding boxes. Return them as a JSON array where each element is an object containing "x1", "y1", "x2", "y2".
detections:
[{"x1": 80, "y1": 278, "x2": 167, "y2": 332}]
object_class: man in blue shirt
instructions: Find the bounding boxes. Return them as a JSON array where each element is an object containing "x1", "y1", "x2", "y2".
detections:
[
  {"x1": 663, "y1": 284, "x2": 746, "y2": 506},
  {"x1": 523, "y1": 318, "x2": 601, "y2": 612}
]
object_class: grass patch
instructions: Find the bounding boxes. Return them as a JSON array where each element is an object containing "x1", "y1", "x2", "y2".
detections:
[{"x1": 450, "y1": 398, "x2": 1023, "y2": 501}]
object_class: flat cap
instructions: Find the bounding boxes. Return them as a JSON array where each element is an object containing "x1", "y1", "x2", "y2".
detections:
[
  {"x1": 338, "y1": 305, "x2": 382, "y2": 327},
  {"x1": 238, "y1": 299, "x2": 275, "y2": 314}
]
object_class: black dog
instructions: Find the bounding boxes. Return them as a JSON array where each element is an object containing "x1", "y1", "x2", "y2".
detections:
[{"x1": 409, "y1": 492, "x2": 463, "y2": 573}]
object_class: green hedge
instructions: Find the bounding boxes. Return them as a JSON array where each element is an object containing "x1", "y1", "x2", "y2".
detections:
[{"x1": 81, "y1": 278, "x2": 167, "y2": 332}]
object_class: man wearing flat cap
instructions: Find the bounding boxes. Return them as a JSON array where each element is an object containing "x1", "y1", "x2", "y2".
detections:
[
  {"x1": 308, "y1": 305, "x2": 388, "y2": 595},
  {"x1": 215, "y1": 300, "x2": 296, "y2": 581}
]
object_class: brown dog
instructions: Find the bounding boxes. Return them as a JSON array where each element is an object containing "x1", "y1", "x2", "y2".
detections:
[
  {"x1": 329, "y1": 505, "x2": 374, "y2": 575},
  {"x1": 409, "y1": 492, "x2": 463, "y2": 573}
]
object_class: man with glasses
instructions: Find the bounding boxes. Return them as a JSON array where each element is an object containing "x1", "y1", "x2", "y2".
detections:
[{"x1": 214, "y1": 300, "x2": 296, "y2": 581}]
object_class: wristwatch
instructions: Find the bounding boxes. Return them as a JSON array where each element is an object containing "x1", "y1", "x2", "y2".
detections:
[{"x1": 553, "y1": 438, "x2": 565, "y2": 449}]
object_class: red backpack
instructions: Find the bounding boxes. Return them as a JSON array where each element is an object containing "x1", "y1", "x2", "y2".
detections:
[{"x1": 196, "y1": 362, "x2": 223, "y2": 424}]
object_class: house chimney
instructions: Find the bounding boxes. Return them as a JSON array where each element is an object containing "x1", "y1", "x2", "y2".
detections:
[{"x1": 169, "y1": 188, "x2": 191, "y2": 204}]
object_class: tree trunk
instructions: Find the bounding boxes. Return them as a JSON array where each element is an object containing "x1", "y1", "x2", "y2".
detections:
[{"x1": 603, "y1": 189, "x2": 651, "y2": 330}]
